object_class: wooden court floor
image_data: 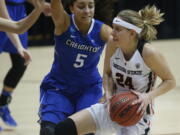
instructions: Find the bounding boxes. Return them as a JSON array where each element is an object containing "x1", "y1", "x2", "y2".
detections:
[{"x1": 0, "y1": 39, "x2": 180, "y2": 135}]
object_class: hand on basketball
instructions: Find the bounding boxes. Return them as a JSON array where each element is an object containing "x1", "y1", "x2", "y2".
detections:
[
  {"x1": 131, "y1": 91, "x2": 151, "y2": 116},
  {"x1": 17, "y1": 47, "x2": 32, "y2": 65}
]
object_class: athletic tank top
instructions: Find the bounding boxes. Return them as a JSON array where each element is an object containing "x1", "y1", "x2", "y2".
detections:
[
  {"x1": 110, "y1": 40, "x2": 156, "y2": 114},
  {"x1": 6, "y1": 0, "x2": 25, "y2": 4},
  {"x1": 45, "y1": 14, "x2": 105, "y2": 86}
]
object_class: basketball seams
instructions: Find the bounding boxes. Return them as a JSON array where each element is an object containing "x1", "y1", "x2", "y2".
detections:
[
  {"x1": 120, "y1": 101, "x2": 140, "y2": 126},
  {"x1": 109, "y1": 92, "x2": 133, "y2": 120},
  {"x1": 109, "y1": 92, "x2": 142, "y2": 127},
  {"x1": 110, "y1": 93, "x2": 136, "y2": 121},
  {"x1": 117, "y1": 97, "x2": 138, "y2": 125}
]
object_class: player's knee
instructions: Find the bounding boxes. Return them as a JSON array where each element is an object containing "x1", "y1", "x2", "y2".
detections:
[
  {"x1": 3, "y1": 61, "x2": 27, "y2": 88},
  {"x1": 40, "y1": 121, "x2": 56, "y2": 135},
  {"x1": 11, "y1": 54, "x2": 27, "y2": 75},
  {"x1": 55, "y1": 118, "x2": 78, "y2": 135},
  {"x1": 13, "y1": 62, "x2": 27, "y2": 73}
]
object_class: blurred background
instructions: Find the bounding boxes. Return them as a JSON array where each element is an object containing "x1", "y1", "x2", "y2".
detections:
[
  {"x1": 26, "y1": 0, "x2": 180, "y2": 46},
  {"x1": 0, "y1": 0, "x2": 180, "y2": 135}
]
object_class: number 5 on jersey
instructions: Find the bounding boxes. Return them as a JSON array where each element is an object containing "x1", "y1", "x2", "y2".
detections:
[{"x1": 73, "y1": 54, "x2": 88, "y2": 68}]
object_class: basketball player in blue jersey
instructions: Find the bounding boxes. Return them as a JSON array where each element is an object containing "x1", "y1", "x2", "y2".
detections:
[
  {"x1": 53, "y1": 6, "x2": 176, "y2": 135},
  {"x1": 0, "y1": 0, "x2": 51, "y2": 129},
  {"x1": 38, "y1": 0, "x2": 115, "y2": 135}
]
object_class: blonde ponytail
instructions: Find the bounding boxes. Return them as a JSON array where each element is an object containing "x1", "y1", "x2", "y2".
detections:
[
  {"x1": 117, "y1": 5, "x2": 164, "y2": 41},
  {"x1": 139, "y1": 5, "x2": 164, "y2": 40}
]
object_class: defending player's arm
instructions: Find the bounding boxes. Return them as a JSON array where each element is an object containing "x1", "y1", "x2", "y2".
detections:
[
  {"x1": 0, "y1": 0, "x2": 43, "y2": 34},
  {"x1": 132, "y1": 44, "x2": 176, "y2": 115},
  {"x1": 13, "y1": 0, "x2": 44, "y2": 34},
  {"x1": 100, "y1": 24, "x2": 113, "y2": 101},
  {"x1": 0, "y1": 0, "x2": 25, "y2": 52},
  {"x1": 0, "y1": 0, "x2": 32, "y2": 64},
  {"x1": 51, "y1": 0, "x2": 70, "y2": 35},
  {"x1": 27, "y1": 0, "x2": 51, "y2": 16},
  {"x1": 103, "y1": 37, "x2": 117, "y2": 100}
]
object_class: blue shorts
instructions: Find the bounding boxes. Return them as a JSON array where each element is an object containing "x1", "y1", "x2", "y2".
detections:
[
  {"x1": 0, "y1": 3, "x2": 27, "y2": 53},
  {"x1": 38, "y1": 80, "x2": 103, "y2": 124}
]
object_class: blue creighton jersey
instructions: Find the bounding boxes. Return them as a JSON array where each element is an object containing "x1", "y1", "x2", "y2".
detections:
[
  {"x1": 6, "y1": 0, "x2": 26, "y2": 3},
  {"x1": 45, "y1": 15, "x2": 106, "y2": 86}
]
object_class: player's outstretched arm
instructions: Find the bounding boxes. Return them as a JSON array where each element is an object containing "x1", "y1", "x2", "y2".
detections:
[
  {"x1": 51, "y1": 0, "x2": 70, "y2": 35},
  {"x1": 102, "y1": 37, "x2": 117, "y2": 100},
  {"x1": 0, "y1": 0, "x2": 44, "y2": 33}
]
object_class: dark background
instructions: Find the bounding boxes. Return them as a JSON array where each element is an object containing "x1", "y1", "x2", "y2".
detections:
[{"x1": 26, "y1": 0, "x2": 180, "y2": 46}]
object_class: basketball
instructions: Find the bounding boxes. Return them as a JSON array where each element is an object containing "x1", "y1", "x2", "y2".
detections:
[{"x1": 109, "y1": 91, "x2": 142, "y2": 126}]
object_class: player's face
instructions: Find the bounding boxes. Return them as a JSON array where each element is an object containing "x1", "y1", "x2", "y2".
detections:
[
  {"x1": 70, "y1": 0, "x2": 95, "y2": 24},
  {"x1": 111, "y1": 23, "x2": 131, "y2": 47}
]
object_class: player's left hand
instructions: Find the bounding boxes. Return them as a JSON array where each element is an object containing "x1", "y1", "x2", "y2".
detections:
[{"x1": 131, "y1": 91, "x2": 151, "y2": 116}]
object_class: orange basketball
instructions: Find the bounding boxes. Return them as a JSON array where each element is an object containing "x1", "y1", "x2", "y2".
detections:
[{"x1": 109, "y1": 91, "x2": 142, "y2": 126}]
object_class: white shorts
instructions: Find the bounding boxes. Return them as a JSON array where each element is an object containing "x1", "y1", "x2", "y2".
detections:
[{"x1": 87, "y1": 103, "x2": 152, "y2": 135}]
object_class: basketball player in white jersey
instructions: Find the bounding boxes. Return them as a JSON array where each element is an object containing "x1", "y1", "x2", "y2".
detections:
[{"x1": 53, "y1": 5, "x2": 176, "y2": 135}]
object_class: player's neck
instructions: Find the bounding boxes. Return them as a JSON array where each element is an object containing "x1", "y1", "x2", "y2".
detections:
[
  {"x1": 121, "y1": 40, "x2": 138, "y2": 60},
  {"x1": 74, "y1": 18, "x2": 92, "y2": 35}
]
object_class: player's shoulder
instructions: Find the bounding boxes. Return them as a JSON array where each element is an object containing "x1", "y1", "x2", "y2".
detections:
[
  {"x1": 143, "y1": 43, "x2": 158, "y2": 56},
  {"x1": 142, "y1": 42, "x2": 163, "y2": 61},
  {"x1": 100, "y1": 24, "x2": 112, "y2": 42},
  {"x1": 101, "y1": 24, "x2": 112, "y2": 33},
  {"x1": 106, "y1": 36, "x2": 118, "y2": 57}
]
